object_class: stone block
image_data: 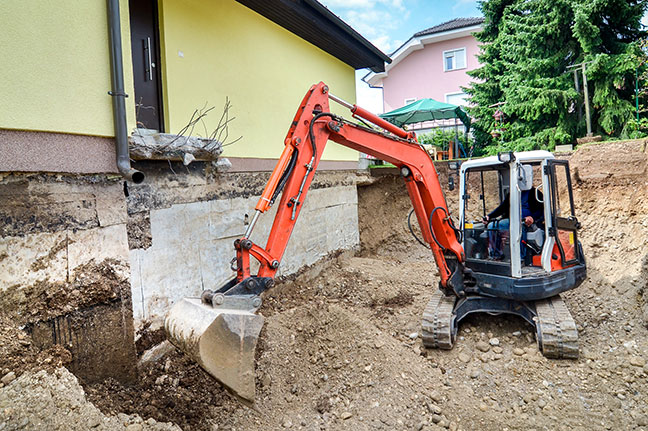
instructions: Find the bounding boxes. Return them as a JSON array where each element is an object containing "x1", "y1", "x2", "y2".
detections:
[
  {"x1": 555, "y1": 144, "x2": 573, "y2": 152},
  {"x1": 0, "y1": 231, "x2": 69, "y2": 288},
  {"x1": 95, "y1": 186, "x2": 128, "y2": 227},
  {"x1": 67, "y1": 225, "x2": 130, "y2": 280}
]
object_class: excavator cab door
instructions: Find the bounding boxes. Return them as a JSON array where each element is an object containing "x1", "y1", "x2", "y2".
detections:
[{"x1": 545, "y1": 159, "x2": 581, "y2": 268}]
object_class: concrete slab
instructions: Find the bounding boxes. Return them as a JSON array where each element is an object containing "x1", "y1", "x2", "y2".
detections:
[{"x1": 131, "y1": 185, "x2": 359, "y2": 327}]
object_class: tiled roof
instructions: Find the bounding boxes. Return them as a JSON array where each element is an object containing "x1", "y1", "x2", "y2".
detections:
[{"x1": 414, "y1": 17, "x2": 484, "y2": 37}]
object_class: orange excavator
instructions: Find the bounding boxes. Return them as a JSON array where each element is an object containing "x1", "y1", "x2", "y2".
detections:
[{"x1": 165, "y1": 82, "x2": 586, "y2": 402}]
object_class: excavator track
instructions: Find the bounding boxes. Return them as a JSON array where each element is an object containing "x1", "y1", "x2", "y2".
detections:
[
  {"x1": 421, "y1": 290, "x2": 456, "y2": 349},
  {"x1": 534, "y1": 295, "x2": 579, "y2": 359}
]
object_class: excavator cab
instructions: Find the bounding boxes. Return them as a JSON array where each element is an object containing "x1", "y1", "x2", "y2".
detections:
[
  {"x1": 421, "y1": 151, "x2": 586, "y2": 359},
  {"x1": 460, "y1": 151, "x2": 585, "y2": 279}
]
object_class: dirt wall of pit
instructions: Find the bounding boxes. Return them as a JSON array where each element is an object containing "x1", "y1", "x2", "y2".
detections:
[{"x1": 358, "y1": 163, "x2": 458, "y2": 255}]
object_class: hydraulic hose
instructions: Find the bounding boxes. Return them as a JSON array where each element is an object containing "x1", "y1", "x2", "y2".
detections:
[
  {"x1": 408, "y1": 209, "x2": 429, "y2": 248},
  {"x1": 308, "y1": 112, "x2": 338, "y2": 159},
  {"x1": 427, "y1": 207, "x2": 463, "y2": 251},
  {"x1": 288, "y1": 112, "x2": 338, "y2": 220},
  {"x1": 270, "y1": 148, "x2": 299, "y2": 205}
]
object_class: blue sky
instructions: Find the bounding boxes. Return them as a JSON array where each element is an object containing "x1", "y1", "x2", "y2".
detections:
[{"x1": 320, "y1": 0, "x2": 482, "y2": 112}]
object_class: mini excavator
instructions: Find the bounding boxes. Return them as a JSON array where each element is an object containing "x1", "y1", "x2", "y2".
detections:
[{"x1": 165, "y1": 82, "x2": 586, "y2": 402}]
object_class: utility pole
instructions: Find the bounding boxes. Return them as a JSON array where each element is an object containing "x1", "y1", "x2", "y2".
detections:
[
  {"x1": 581, "y1": 63, "x2": 592, "y2": 137},
  {"x1": 636, "y1": 67, "x2": 640, "y2": 121},
  {"x1": 573, "y1": 70, "x2": 582, "y2": 123},
  {"x1": 567, "y1": 61, "x2": 593, "y2": 137}
]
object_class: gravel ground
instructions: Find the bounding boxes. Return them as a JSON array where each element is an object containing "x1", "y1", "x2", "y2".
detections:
[{"x1": 1, "y1": 139, "x2": 647, "y2": 431}]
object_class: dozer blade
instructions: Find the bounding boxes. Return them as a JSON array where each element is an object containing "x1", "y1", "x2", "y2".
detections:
[{"x1": 164, "y1": 296, "x2": 264, "y2": 402}]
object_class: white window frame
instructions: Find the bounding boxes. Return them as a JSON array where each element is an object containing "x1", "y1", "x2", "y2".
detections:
[
  {"x1": 443, "y1": 47, "x2": 467, "y2": 72},
  {"x1": 404, "y1": 97, "x2": 417, "y2": 105},
  {"x1": 444, "y1": 91, "x2": 468, "y2": 106}
]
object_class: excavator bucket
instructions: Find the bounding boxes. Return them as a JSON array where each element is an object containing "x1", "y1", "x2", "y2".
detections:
[{"x1": 164, "y1": 296, "x2": 264, "y2": 402}]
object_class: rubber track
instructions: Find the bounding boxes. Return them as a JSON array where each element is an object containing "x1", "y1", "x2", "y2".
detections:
[
  {"x1": 535, "y1": 295, "x2": 579, "y2": 359},
  {"x1": 421, "y1": 290, "x2": 456, "y2": 349}
]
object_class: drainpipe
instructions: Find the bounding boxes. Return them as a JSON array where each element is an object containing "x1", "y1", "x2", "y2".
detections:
[{"x1": 107, "y1": 0, "x2": 145, "y2": 183}]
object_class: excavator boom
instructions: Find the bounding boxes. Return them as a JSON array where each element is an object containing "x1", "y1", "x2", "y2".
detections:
[{"x1": 165, "y1": 82, "x2": 466, "y2": 402}]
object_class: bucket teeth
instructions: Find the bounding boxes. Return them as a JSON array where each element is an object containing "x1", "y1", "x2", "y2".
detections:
[{"x1": 165, "y1": 297, "x2": 264, "y2": 402}]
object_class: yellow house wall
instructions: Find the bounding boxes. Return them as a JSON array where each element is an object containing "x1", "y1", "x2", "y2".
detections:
[
  {"x1": 0, "y1": 0, "x2": 136, "y2": 137},
  {"x1": 1, "y1": 0, "x2": 358, "y2": 162},
  {"x1": 159, "y1": 0, "x2": 358, "y2": 161}
]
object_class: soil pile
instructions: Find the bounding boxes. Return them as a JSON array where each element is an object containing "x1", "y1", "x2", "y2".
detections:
[
  {"x1": 1, "y1": 140, "x2": 647, "y2": 431},
  {"x1": 0, "y1": 367, "x2": 179, "y2": 431}
]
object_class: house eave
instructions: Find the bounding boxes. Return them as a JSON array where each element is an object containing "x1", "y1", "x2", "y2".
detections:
[{"x1": 235, "y1": 0, "x2": 391, "y2": 72}]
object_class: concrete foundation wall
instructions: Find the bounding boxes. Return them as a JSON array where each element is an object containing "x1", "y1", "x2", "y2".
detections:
[
  {"x1": 130, "y1": 185, "x2": 359, "y2": 326},
  {"x1": 124, "y1": 161, "x2": 361, "y2": 328},
  {"x1": 1, "y1": 163, "x2": 363, "y2": 375}
]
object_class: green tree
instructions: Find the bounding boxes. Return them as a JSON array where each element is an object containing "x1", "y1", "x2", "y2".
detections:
[{"x1": 466, "y1": 0, "x2": 647, "y2": 153}]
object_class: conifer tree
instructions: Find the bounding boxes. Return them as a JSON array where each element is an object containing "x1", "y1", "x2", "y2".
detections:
[{"x1": 466, "y1": 0, "x2": 647, "y2": 152}]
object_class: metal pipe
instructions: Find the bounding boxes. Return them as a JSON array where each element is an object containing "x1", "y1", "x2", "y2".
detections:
[
  {"x1": 328, "y1": 93, "x2": 354, "y2": 110},
  {"x1": 107, "y1": 0, "x2": 145, "y2": 184},
  {"x1": 329, "y1": 92, "x2": 412, "y2": 140},
  {"x1": 244, "y1": 211, "x2": 261, "y2": 239}
]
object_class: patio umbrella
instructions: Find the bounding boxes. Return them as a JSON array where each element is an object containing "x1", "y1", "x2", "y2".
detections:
[{"x1": 380, "y1": 98, "x2": 471, "y2": 132}]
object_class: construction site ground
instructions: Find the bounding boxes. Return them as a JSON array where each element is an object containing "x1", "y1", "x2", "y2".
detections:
[{"x1": 1, "y1": 140, "x2": 648, "y2": 431}]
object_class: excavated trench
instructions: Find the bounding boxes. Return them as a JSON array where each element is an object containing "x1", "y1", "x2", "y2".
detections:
[{"x1": 1, "y1": 140, "x2": 648, "y2": 431}]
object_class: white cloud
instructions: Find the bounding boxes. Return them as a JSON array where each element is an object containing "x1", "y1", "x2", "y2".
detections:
[
  {"x1": 345, "y1": 9, "x2": 399, "y2": 39},
  {"x1": 370, "y1": 35, "x2": 403, "y2": 54},
  {"x1": 324, "y1": 0, "x2": 405, "y2": 11},
  {"x1": 322, "y1": 0, "x2": 410, "y2": 55}
]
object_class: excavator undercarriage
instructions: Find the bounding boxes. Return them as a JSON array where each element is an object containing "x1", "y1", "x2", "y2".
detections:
[{"x1": 421, "y1": 291, "x2": 579, "y2": 359}]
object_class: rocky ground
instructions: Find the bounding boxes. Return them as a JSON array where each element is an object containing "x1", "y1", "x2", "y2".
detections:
[{"x1": 1, "y1": 140, "x2": 647, "y2": 431}]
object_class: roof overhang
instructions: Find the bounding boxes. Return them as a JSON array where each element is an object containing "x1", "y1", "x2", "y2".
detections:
[
  {"x1": 364, "y1": 24, "x2": 482, "y2": 87},
  {"x1": 235, "y1": 0, "x2": 391, "y2": 73}
]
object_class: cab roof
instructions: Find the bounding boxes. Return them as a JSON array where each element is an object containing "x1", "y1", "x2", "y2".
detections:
[{"x1": 460, "y1": 151, "x2": 555, "y2": 172}]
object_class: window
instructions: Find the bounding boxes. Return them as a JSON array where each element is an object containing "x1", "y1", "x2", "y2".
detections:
[
  {"x1": 404, "y1": 97, "x2": 417, "y2": 106},
  {"x1": 445, "y1": 92, "x2": 468, "y2": 106},
  {"x1": 443, "y1": 48, "x2": 466, "y2": 71}
]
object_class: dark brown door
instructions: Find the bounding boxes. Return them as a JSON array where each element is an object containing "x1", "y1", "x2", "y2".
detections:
[{"x1": 129, "y1": 0, "x2": 163, "y2": 131}]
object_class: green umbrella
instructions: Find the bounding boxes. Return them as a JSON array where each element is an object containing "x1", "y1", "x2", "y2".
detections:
[{"x1": 380, "y1": 98, "x2": 471, "y2": 132}]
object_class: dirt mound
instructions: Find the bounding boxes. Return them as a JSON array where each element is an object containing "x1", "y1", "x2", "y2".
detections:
[
  {"x1": 0, "y1": 367, "x2": 179, "y2": 431},
  {"x1": 85, "y1": 350, "x2": 239, "y2": 431}
]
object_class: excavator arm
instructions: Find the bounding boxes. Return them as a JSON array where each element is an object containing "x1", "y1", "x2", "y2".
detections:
[
  {"x1": 230, "y1": 82, "x2": 464, "y2": 293},
  {"x1": 165, "y1": 82, "x2": 466, "y2": 403}
]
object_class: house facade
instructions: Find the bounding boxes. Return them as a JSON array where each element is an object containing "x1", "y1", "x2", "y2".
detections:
[
  {"x1": 365, "y1": 17, "x2": 483, "y2": 113},
  {"x1": 1, "y1": 0, "x2": 388, "y2": 383}
]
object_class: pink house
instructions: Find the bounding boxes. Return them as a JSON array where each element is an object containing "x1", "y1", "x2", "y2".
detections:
[{"x1": 365, "y1": 17, "x2": 484, "y2": 113}]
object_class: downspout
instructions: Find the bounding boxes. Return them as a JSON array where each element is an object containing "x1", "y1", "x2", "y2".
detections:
[{"x1": 107, "y1": 0, "x2": 145, "y2": 183}]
